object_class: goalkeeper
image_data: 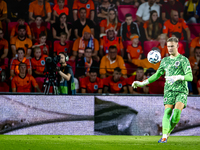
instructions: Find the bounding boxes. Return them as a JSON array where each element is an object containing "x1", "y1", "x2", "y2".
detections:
[{"x1": 132, "y1": 37, "x2": 193, "y2": 143}]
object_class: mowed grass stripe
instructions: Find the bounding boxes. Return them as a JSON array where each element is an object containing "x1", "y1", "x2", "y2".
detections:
[{"x1": 0, "y1": 135, "x2": 199, "y2": 150}]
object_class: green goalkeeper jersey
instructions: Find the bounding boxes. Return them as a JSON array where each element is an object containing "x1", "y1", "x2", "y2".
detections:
[{"x1": 148, "y1": 54, "x2": 193, "y2": 94}]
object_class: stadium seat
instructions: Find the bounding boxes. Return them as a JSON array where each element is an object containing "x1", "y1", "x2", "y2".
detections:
[
  {"x1": 187, "y1": 23, "x2": 200, "y2": 39},
  {"x1": 143, "y1": 41, "x2": 159, "y2": 57},
  {"x1": 117, "y1": 5, "x2": 137, "y2": 22},
  {"x1": 125, "y1": 62, "x2": 137, "y2": 75},
  {"x1": 148, "y1": 77, "x2": 165, "y2": 94}
]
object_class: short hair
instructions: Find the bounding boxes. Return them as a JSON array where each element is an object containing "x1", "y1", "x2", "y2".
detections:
[
  {"x1": 59, "y1": 52, "x2": 68, "y2": 58},
  {"x1": 89, "y1": 67, "x2": 98, "y2": 74},
  {"x1": 167, "y1": 37, "x2": 179, "y2": 43},
  {"x1": 19, "y1": 62, "x2": 27, "y2": 68},
  {"x1": 136, "y1": 67, "x2": 144, "y2": 71},
  {"x1": 79, "y1": 7, "x2": 86, "y2": 12},
  {"x1": 39, "y1": 31, "x2": 47, "y2": 38},
  {"x1": 85, "y1": 47, "x2": 92, "y2": 51},
  {"x1": 114, "y1": 67, "x2": 121, "y2": 73},
  {"x1": 109, "y1": 45, "x2": 117, "y2": 51},
  {"x1": 17, "y1": 48, "x2": 25, "y2": 53},
  {"x1": 18, "y1": 25, "x2": 26, "y2": 31},
  {"x1": 33, "y1": 46, "x2": 41, "y2": 53},
  {"x1": 60, "y1": 32, "x2": 68, "y2": 37},
  {"x1": 35, "y1": 15, "x2": 43, "y2": 20},
  {"x1": 125, "y1": 13, "x2": 132, "y2": 18}
]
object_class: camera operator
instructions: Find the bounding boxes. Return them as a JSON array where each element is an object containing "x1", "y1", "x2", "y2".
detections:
[{"x1": 56, "y1": 52, "x2": 76, "y2": 95}]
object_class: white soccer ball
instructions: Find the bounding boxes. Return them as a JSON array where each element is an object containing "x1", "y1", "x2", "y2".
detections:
[{"x1": 147, "y1": 50, "x2": 161, "y2": 64}]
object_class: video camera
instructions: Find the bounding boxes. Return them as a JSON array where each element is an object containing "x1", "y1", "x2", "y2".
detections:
[{"x1": 44, "y1": 55, "x2": 60, "y2": 73}]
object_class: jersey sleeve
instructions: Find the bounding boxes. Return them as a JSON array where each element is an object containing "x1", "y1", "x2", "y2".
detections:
[
  {"x1": 182, "y1": 19, "x2": 188, "y2": 29},
  {"x1": 46, "y1": 2, "x2": 52, "y2": 13},
  {"x1": 72, "y1": 39, "x2": 79, "y2": 51},
  {"x1": 29, "y1": 2, "x2": 34, "y2": 12},
  {"x1": 162, "y1": 22, "x2": 168, "y2": 34},
  {"x1": 26, "y1": 25, "x2": 32, "y2": 36},
  {"x1": 10, "y1": 37, "x2": 16, "y2": 45},
  {"x1": 11, "y1": 77, "x2": 17, "y2": 89},
  {"x1": 99, "y1": 56, "x2": 107, "y2": 75},
  {"x1": 190, "y1": 38, "x2": 198, "y2": 48},
  {"x1": 103, "y1": 77, "x2": 109, "y2": 87},
  {"x1": 148, "y1": 59, "x2": 165, "y2": 83},
  {"x1": 80, "y1": 78, "x2": 86, "y2": 89},
  {"x1": 72, "y1": 0, "x2": 78, "y2": 10},
  {"x1": 182, "y1": 57, "x2": 193, "y2": 81},
  {"x1": 94, "y1": 39, "x2": 99, "y2": 51},
  {"x1": 27, "y1": 39, "x2": 33, "y2": 48},
  {"x1": 31, "y1": 76, "x2": 38, "y2": 87},
  {"x1": 90, "y1": 0, "x2": 95, "y2": 11},
  {"x1": 10, "y1": 27, "x2": 16, "y2": 37}
]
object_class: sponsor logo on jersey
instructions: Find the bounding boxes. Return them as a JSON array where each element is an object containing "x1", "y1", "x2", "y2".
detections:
[
  {"x1": 94, "y1": 85, "x2": 98, "y2": 90},
  {"x1": 174, "y1": 61, "x2": 180, "y2": 68},
  {"x1": 41, "y1": 60, "x2": 45, "y2": 65},
  {"x1": 118, "y1": 83, "x2": 122, "y2": 88},
  {"x1": 86, "y1": 4, "x2": 90, "y2": 9}
]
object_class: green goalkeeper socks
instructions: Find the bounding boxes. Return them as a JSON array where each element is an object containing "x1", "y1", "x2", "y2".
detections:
[
  {"x1": 168, "y1": 108, "x2": 182, "y2": 134},
  {"x1": 162, "y1": 108, "x2": 172, "y2": 135}
]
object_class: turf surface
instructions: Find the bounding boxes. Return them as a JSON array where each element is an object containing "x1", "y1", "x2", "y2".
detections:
[{"x1": 0, "y1": 135, "x2": 199, "y2": 150}]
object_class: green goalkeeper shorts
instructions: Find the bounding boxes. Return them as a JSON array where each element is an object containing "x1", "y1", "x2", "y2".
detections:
[{"x1": 163, "y1": 91, "x2": 187, "y2": 108}]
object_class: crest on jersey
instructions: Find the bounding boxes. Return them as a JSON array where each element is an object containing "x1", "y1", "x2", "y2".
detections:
[
  {"x1": 106, "y1": 49, "x2": 109, "y2": 54},
  {"x1": 94, "y1": 85, "x2": 98, "y2": 90},
  {"x1": 137, "y1": 49, "x2": 140, "y2": 53},
  {"x1": 174, "y1": 61, "x2": 180, "y2": 68},
  {"x1": 65, "y1": 48, "x2": 68, "y2": 52},
  {"x1": 86, "y1": 4, "x2": 90, "y2": 9},
  {"x1": 41, "y1": 60, "x2": 45, "y2": 65},
  {"x1": 118, "y1": 83, "x2": 122, "y2": 88}
]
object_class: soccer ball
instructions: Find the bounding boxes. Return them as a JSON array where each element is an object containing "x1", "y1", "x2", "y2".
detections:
[{"x1": 147, "y1": 50, "x2": 161, "y2": 64}]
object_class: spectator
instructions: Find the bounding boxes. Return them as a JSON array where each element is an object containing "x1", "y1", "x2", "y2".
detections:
[
  {"x1": 120, "y1": 13, "x2": 140, "y2": 41},
  {"x1": 100, "y1": 45, "x2": 127, "y2": 78},
  {"x1": 30, "y1": 15, "x2": 47, "y2": 43},
  {"x1": 73, "y1": 0, "x2": 95, "y2": 21},
  {"x1": 52, "y1": 13, "x2": 72, "y2": 40},
  {"x1": 0, "y1": 28, "x2": 8, "y2": 65},
  {"x1": 10, "y1": 25, "x2": 32, "y2": 58},
  {"x1": 100, "y1": 27, "x2": 124, "y2": 57},
  {"x1": 10, "y1": 16, "x2": 32, "y2": 39},
  {"x1": 54, "y1": 32, "x2": 71, "y2": 56},
  {"x1": 80, "y1": 67, "x2": 103, "y2": 93},
  {"x1": 10, "y1": 48, "x2": 32, "y2": 79},
  {"x1": 184, "y1": 0, "x2": 200, "y2": 23},
  {"x1": 0, "y1": 70, "x2": 9, "y2": 92},
  {"x1": 71, "y1": 25, "x2": 99, "y2": 61},
  {"x1": 103, "y1": 67, "x2": 127, "y2": 93},
  {"x1": 29, "y1": 0, "x2": 52, "y2": 23},
  {"x1": 171, "y1": 32, "x2": 185, "y2": 55},
  {"x1": 96, "y1": 0, "x2": 115, "y2": 23},
  {"x1": 11, "y1": 62, "x2": 41, "y2": 93},
  {"x1": 144, "y1": 10, "x2": 162, "y2": 41},
  {"x1": 129, "y1": 47, "x2": 160, "y2": 70},
  {"x1": 136, "y1": 0, "x2": 160, "y2": 25},
  {"x1": 75, "y1": 47, "x2": 99, "y2": 79},
  {"x1": 7, "y1": 0, "x2": 29, "y2": 22},
  {"x1": 31, "y1": 47, "x2": 47, "y2": 77},
  {"x1": 127, "y1": 34, "x2": 143, "y2": 62},
  {"x1": 163, "y1": 10, "x2": 191, "y2": 43},
  {"x1": 162, "y1": 0, "x2": 184, "y2": 22},
  {"x1": 73, "y1": 7, "x2": 95, "y2": 39},
  {"x1": 0, "y1": 0, "x2": 7, "y2": 29},
  {"x1": 190, "y1": 33, "x2": 200, "y2": 57},
  {"x1": 33, "y1": 32, "x2": 49, "y2": 56},
  {"x1": 53, "y1": 0, "x2": 69, "y2": 22},
  {"x1": 126, "y1": 67, "x2": 147, "y2": 94},
  {"x1": 157, "y1": 34, "x2": 169, "y2": 58},
  {"x1": 100, "y1": 8, "x2": 121, "y2": 34}
]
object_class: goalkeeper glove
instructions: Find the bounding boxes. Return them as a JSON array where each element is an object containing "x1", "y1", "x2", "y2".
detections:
[
  {"x1": 132, "y1": 80, "x2": 149, "y2": 88},
  {"x1": 165, "y1": 75, "x2": 184, "y2": 85}
]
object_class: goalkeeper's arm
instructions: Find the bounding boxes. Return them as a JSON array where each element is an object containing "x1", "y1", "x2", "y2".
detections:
[{"x1": 132, "y1": 70, "x2": 163, "y2": 88}]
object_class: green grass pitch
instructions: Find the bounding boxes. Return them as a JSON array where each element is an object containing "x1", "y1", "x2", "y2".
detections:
[{"x1": 0, "y1": 135, "x2": 199, "y2": 150}]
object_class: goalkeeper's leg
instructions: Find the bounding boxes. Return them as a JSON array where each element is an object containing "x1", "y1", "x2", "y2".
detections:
[{"x1": 168, "y1": 102, "x2": 184, "y2": 135}]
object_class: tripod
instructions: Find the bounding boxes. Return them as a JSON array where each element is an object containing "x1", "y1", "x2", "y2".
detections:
[{"x1": 43, "y1": 71, "x2": 58, "y2": 95}]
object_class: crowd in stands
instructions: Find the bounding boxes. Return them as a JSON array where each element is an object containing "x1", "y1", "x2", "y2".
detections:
[{"x1": 0, "y1": 0, "x2": 200, "y2": 94}]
